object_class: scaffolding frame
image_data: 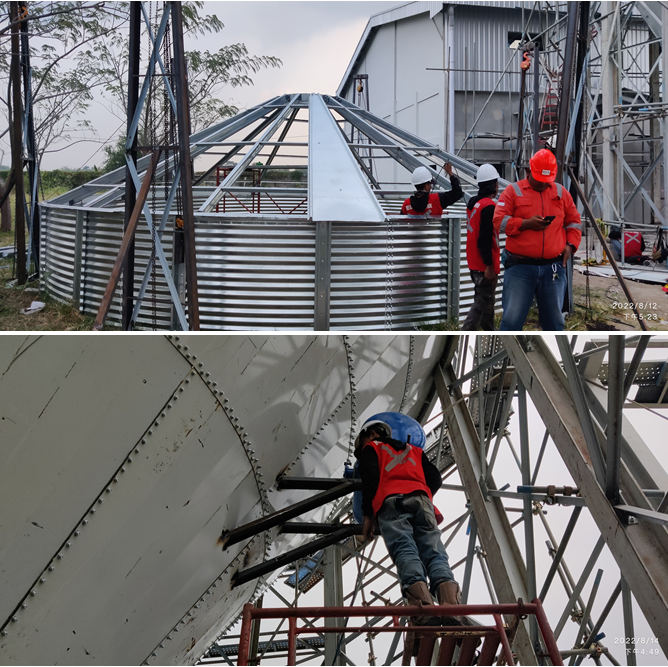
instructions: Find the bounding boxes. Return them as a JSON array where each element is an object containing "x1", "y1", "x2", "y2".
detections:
[{"x1": 201, "y1": 334, "x2": 668, "y2": 666}]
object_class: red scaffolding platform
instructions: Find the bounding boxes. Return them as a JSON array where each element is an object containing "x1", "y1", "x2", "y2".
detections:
[{"x1": 236, "y1": 598, "x2": 563, "y2": 666}]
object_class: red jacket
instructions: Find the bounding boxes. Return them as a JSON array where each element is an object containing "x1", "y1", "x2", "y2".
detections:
[
  {"x1": 364, "y1": 440, "x2": 432, "y2": 516},
  {"x1": 401, "y1": 193, "x2": 444, "y2": 218},
  {"x1": 493, "y1": 180, "x2": 582, "y2": 260},
  {"x1": 467, "y1": 197, "x2": 500, "y2": 273}
]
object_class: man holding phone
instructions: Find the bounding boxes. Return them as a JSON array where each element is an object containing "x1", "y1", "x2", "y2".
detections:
[{"x1": 493, "y1": 149, "x2": 582, "y2": 330}]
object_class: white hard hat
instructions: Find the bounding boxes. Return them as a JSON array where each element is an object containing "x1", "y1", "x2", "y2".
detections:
[
  {"x1": 411, "y1": 166, "x2": 433, "y2": 186},
  {"x1": 476, "y1": 163, "x2": 500, "y2": 184}
]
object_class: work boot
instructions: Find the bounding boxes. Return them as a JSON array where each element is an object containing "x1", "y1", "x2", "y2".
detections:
[
  {"x1": 436, "y1": 581, "x2": 474, "y2": 627},
  {"x1": 404, "y1": 581, "x2": 436, "y2": 659},
  {"x1": 404, "y1": 581, "x2": 434, "y2": 626}
]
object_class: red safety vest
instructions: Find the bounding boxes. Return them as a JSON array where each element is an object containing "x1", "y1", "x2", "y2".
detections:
[
  {"x1": 466, "y1": 197, "x2": 500, "y2": 273},
  {"x1": 365, "y1": 440, "x2": 432, "y2": 516},
  {"x1": 623, "y1": 231, "x2": 643, "y2": 258},
  {"x1": 401, "y1": 193, "x2": 443, "y2": 218}
]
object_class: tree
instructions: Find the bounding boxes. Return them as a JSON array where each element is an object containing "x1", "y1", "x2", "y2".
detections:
[
  {"x1": 0, "y1": 2, "x2": 281, "y2": 170},
  {"x1": 0, "y1": 1, "x2": 131, "y2": 167},
  {"x1": 96, "y1": 4, "x2": 281, "y2": 158}
]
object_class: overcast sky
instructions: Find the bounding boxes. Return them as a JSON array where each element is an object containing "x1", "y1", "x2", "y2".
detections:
[{"x1": 28, "y1": 1, "x2": 399, "y2": 170}]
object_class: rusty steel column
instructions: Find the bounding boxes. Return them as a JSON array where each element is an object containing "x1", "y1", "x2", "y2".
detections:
[{"x1": 171, "y1": 2, "x2": 200, "y2": 330}]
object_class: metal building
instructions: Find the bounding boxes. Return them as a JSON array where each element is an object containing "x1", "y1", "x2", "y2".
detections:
[
  {"x1": 338, "y1": 0, "x2": 668, "y2": 240},
  {"x1": 337, "y1": 1, "x2": 545, "y2": 179}
]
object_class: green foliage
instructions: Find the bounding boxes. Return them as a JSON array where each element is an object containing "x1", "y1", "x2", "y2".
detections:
[
  {"x1": 102, "y1": 135, "x2": 126, "y2": 173},
  {"x1": 40, "y1": 169, "x2": 101, "y2": 190}
]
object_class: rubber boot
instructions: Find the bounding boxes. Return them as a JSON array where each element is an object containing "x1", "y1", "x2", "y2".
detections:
[{"x1": 436, "y1": 581, "x2": 473, "y2": 627}]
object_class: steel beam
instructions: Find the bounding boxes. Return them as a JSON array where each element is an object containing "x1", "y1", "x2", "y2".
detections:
[
  {"x1": 434, "y1": 362, "x2": 537, "y2": 665},
  {"x1": 122, "y1": 2, "x2": 141, "y2": 330},
  {"x1": 606, "y1": 336, "x2": 624, "y2": 504},
  {"x1": 171, "y1": 3, "x2": 200, "y2": 330},
  {"x1": 231, "y1": 527, "x2": 358, "y2": 588},
  {"x1": 219, "y1": 482, "x2": 358, "y2": 550},
  {"x1": 503, "y1": 336, "x2": 668, "y2": 654}
]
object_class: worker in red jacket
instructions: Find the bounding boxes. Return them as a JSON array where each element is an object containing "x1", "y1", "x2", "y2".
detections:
[
  {"x1": 493, "y1": 149, "x2": 582, "y2": 330},
  {"x1": 401, "y1": 162, "x2": 463, "y2": 218},
  {"x1": 608, "y1": 228, "x2": 645, "y2": 264},
  {"x1": 355, "y1": 413, "x2": 469, "y2": 627},
  {"x1": 461, "y1": 164, "x2": 501, "y2": 331}
]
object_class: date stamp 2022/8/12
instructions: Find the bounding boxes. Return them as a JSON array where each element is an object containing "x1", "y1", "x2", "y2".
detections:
[{"x1": 611, "y1": 301, "x2": 660, "y2": 322}]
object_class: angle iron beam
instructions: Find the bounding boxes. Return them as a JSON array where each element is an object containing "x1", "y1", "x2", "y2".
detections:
[
  {"x1": 92, "y1": 150, "x2": 159, "y2": 331},
  {"x1": 606, "y1": 336, "x2": 624, "y2": 504},
  {"x1": 126, "y1": 6, "x2": 172, "y2": 149},
  {"x1": 171, "y1": 2, "x2": 199, "y2": 330},
  {"x1": 623, "y1": 337, "x2": 651, "y2": 401},
  {"x1": 122, "y1": 0, "x2": 141, "y2": 330},
  {"x1": 326, "y1": 100, "x2": 463, "y2": 195},
  {"x1": 279, "y1": 523, "x2": 362, "y2": 535},
  {"x1": 130, "y1": 166, "x2": 182, "y2": 325},
  {"x1": 518, "y1": 379, "x2": 539, "y2": 652},
  {"x1": 278, "y1": 478, "x2": 362, "y2": 491},
  {"x1": 621, "y1": 575, "x2": 637, "y2": 667},
  {"x1": 330, "y1": 96, "x2": 509, "y2": 191},
  {"x1": 612, "y1": 145, "x2": 667, "y2": 225},
  {"x1": 449, "y1": 349, "x2": 509, "y2": 391},
  {"x1": 139, "y1": 2, "x2": 178, "y2": 115},
  {"x1": 50, "y1": 97, "x2": 289, "y2": 207},
  {"x1": 503, "y1": 336, "x2": 668, "y2": 654},
  {"x1": 583, "y1": 381, "x2": 668, "y2": 513},
  {"x1": 555, "y1": 336, "x2": 607, "y2": 490},
  {"x1": 192, "y1": 108, "x2": 284, "y2": 187},
  {"x1": 219, "y1": 482, "x2": 358, "y2": 550},
  {"x1": 434, "y1": 362, "x2": 537, "y2": 665},
  {"x1": 200, "y1": 96, "x2": 299, "y2": 212},
  {"x1": 231, "y1": 527, "x2": 358, "y2": 589},
  {"x1": 125, "y1": 157, "x2": 189, "y2": 330}
]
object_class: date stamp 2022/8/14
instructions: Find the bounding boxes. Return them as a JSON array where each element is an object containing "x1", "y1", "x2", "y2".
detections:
[
  {"x1": 611, "y1": 301, "x2": 660, "y2": 322},
  {"x1": 614, "y1": 636, "x2": 661, "y2": 655}
]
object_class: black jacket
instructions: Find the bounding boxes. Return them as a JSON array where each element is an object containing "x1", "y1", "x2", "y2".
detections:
[
  {"x1": 354, "y1": 438, "x2": 442, "y2": 517},
  {"x1": 408, "y1": 175, "x2": 463, "y2": 213}
]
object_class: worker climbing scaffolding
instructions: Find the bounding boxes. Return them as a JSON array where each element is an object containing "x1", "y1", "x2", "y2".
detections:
[{"x1": 354, "y1": 413, "x2": 473, "y2": 629}]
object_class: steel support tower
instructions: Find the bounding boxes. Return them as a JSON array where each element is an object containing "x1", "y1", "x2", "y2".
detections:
[{"x1": 204, "y1": 334, "x2": 668, "y2": 666}]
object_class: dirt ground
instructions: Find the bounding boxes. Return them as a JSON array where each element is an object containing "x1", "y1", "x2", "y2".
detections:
[{"x1": 571, "y1": 268, "x2": 668, "y2": 331}]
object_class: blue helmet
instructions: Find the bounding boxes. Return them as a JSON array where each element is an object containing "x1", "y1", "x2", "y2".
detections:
[{"x1": 355, "y1": 412, "x2": 426, "y2": 449}]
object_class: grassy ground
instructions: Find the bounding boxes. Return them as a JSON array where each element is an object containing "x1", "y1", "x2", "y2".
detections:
[
  {"x1": 0, "y1": 185, "x2": 117, "y2": 330},
  {"x1": 0, "y1": 259, "x2": 109, "y2": 330}
]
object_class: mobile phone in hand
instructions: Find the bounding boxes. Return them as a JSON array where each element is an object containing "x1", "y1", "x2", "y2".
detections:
[{"x1": 543, "y1": 215, "x2": 556, "y2": 224}]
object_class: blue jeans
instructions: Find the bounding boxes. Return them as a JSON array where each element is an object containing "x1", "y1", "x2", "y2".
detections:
[
  {"x1": 499, "y1": 262, "x2": 566, "y2": 331},
  {"x1": 377, "y1": 493, "x2": 455, "y2": 596}
]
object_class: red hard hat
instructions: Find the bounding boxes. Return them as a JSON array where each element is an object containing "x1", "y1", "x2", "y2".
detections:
[{"x1": 530, "y1": 149, "x2": 557, "y2": 183}]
